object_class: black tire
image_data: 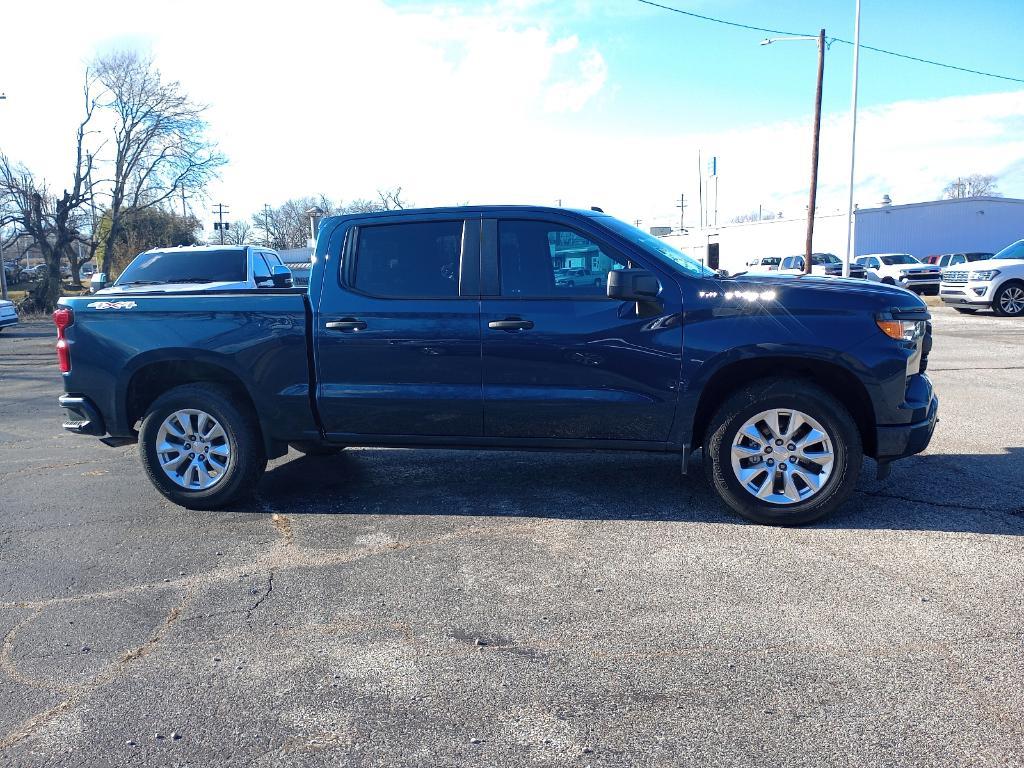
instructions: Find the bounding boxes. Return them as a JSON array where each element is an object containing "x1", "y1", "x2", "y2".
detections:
[
  {"x1": 881, "y1": 277, "x2": 896, "y2": 286},
  {"x1": 289, "y1": 441, "x2": 346, "y2": 456},
  {"x1": 992, "y1": 281, "x2": 1024, "y2": 317},
  {"x1": 953, "y1": 307, "x2": 977, "y2": 314},
  {"x1": 139, "y1": 383, "x2": 266, "y2": 510},
  {"x1": 703, "y1": 378, "x2": 862, "y2": 526}
]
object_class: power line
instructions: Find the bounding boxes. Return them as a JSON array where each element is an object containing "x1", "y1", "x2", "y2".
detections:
[{"x1": 635, "y1": 0, "x2": 1024, "y2": 85}]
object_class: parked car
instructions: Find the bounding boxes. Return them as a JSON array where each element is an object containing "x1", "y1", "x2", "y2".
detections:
[
  {"x1": 554, "y1": 267, "x2": 603, "y2": 287},
  {"x1": 778, "y1": 253, "x2": 868, "y2": 279},
  {"x1": 745, "y1": 256, "x2": 782, "y2": 271},
  {"x1": 855, "y1": 253, "x2": 941, "y2": 295},
  {"x1": 926, "y1": 252, "x2": 994, "y2": 268},
  {"x1": 0, "y1": 298, "x2": 18, "y2": 332},
  {"x1": 940, "y1": 238, "x2": 1024, "y2": 316},
  {"x1": 96, "y1": 245, "x2": 292, "y2": 294},
  {"x1": 55, "y1": 205, "x2": 937, "y2": 527}
]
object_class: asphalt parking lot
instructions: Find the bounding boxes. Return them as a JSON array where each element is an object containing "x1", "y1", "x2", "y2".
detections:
[{"x1": 1, "y1": 308, "x2": 1022, "y2": 767}]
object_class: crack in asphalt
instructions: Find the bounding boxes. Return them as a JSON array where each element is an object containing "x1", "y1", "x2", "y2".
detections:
[
  {"x1": 859, "y1": 488, "x2": 1023, "y2": 518},
  {"x1": 247, "y1": 571, "x2": 275, "y2": 619}
]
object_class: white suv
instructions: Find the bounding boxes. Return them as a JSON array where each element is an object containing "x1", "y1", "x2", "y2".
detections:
[
  {"x1": 940, "y1": 239, "x2": 1024, "y2": 316},
  {"x1": 855, "y1": 253, "x2": 941, "y2": 295}
]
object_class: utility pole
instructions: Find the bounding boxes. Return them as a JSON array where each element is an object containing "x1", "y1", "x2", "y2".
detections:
[
  {"x1": 213, "y1": 203, "x2": 229, "y2": 245},
  {"x1": 804, "y1": 29, "x2": 826, "y2": 275},
  {"x1": 263, "y1": 204, "x2": 272, "y2": 247},
  {"x1": 676, "y1": 194, "x2": 686, "y2": 232},
  {"x1": 843, "y1": 0, "x2": 862, "y2": 277},
  {"x1": 0, "y1": 229, "x2": 8, "y2": 301},
  {"x1": 181, "y1": 188, "x2": 187, "y2": 219},
  {"x1": 697, "y1": 150, "x2": 704, "y2": 229}
]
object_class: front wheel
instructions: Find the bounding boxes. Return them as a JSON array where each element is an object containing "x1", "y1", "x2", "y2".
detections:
[
  {"x1": 703, "y1": 379, "x2": 862, "y2": 525},
  {"x1": 139, "y1": 384, "x2": 266, "y2": 510},
  {"x1": 993, "y1": 282, "x2": 1024, "y2": 317}
]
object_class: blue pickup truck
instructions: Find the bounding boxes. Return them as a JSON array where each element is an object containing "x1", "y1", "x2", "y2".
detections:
[{"x1": 54, "y1": 206, "x2": 937, "y2": 525}]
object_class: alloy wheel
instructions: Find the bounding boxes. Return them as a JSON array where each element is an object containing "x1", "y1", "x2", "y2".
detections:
[
  {"x1": 730, "y1": 408, "x2": 835, "y2": 505},
  {"x1": 155, "y1": 409, "x2": 232, "y2": 490}
]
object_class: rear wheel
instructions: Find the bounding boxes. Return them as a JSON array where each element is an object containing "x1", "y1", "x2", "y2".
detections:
[
  {"x1": 703, "y1": 379, "x2": 862, "y2": 525},
  {"x1": 139, "y1": 384, "x2": 266, "y2": 510},
  {"x1": 993, "y1": 282, "x2": 1024, "y2": 317}
]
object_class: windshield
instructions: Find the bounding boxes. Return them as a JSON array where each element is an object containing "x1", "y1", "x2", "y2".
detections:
[
  {"x1": 115, "y1": 249, "x2": 247, "y2": 285},
  {"x1": 992, "y1": 240, "x2": 1024, "y2": 262},
  {"x1": 760, "y1": 257, "x2": 781, "y2": 266},
  {"x1": 598, "y1": 217, "x2": 716, "y2": 278},
  {"x1": 881, "y1": 254, "x2": 920, "y2": 265},
  {"x1": 812, "y1": 253, "x2": 839, "y2": 265}
]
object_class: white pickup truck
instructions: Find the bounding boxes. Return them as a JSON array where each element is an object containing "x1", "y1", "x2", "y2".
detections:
[
  {"x1": 96, "y1": 245, "x2": 292, "y2": 295},
  {"x1": 940, "y1": 239, "x2": 1024, "y2": 316},
  {"x1": 855, "y1": 253, "x2": 941, "y2": 295}
]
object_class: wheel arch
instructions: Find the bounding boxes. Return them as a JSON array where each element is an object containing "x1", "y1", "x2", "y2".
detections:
[
  {"x1": 689, "y1": 356, "x2": 876, "y2": 457},
  {"x1": 124, "y1": 356, "x2": 274, "y2": 457}
]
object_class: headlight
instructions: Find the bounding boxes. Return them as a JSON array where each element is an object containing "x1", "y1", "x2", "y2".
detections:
[
  {"x1": 969, "y1": 269, "x2": 1000, "y2": 281},
  {"x1": 876, "y1": 317, "x2": 926, "y2": 342}
]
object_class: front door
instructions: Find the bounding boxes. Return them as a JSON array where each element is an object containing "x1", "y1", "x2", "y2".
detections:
[
  {"x1": 480, "y1": 216, "x2": 682, "y2": 444},
  {"x1": 315, "y1": 215, "x2": 483, "y2": 439}
]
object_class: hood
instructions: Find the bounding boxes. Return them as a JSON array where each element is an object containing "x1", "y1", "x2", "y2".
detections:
[
  {"x1": 959, "y1": 258, "x2": 1024, "y2": 271},
  {"x1": 899, "y1": 264, "x2": 940, "y2": 273},
  {"x1": 719, "y1": 272, "x2": 926, "y2": 310},
  {"x1": 98, "y1": 280, "x2": 246, "y2": 294}
]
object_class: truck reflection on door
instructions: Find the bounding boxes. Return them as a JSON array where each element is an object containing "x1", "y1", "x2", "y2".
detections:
[{"x1": 708, "y1": 242, "x2": 720, "y2": 271}]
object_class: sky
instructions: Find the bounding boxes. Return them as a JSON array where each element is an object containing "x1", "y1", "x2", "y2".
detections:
[{"x1": 1, "y1": 0, "x2": 1022, "y2": 238}]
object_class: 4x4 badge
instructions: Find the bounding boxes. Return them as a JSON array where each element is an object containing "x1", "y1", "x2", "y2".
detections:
[{"x1": 86, "y1": 300, "x2": 138, "y2": 310}]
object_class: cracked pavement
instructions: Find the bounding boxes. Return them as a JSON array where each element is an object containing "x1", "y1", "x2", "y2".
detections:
[{"x1": 0, "y1": 308, "x2": 1022, "y2": 767}]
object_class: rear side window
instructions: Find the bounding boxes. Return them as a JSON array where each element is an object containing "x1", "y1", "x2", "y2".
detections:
[{"x1": 352, "y1": 221, "x2": 463, "y2": 298}]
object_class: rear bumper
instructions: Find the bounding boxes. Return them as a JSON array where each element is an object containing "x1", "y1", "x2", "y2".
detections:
[
  {"x1": 59, "y1": 394, "x2": 106, "y2": 436},
  {"x1": 875, "y1": 394, "x2": 938, "y2": 461}
]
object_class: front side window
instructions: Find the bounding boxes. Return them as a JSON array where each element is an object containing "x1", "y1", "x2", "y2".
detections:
[
  {"x1": 498, "y1": 220, "x2": 628, "y2": 298},
  {"x1": 352, "y1": 221, "x2": 463, "y2": 298},
  {"x1": 252, "y1": 253, "x2": 273, "y2": 285}
]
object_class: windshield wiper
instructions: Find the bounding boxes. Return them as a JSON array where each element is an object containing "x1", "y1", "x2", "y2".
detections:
[
  {"x1": 162, "y1": 278, "x2": 217, "y2": 284},
  {"x1": 115, "y1": 280, "x2": 163, "y2": 286}
]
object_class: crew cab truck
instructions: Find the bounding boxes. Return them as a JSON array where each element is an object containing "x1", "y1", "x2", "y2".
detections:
[{"x1": 54, "y1": 206, "x2": 938, "y2": 526}]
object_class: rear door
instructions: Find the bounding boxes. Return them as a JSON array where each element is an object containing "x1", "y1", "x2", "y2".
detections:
[
  {"x1": 479, "y1": 214, "x2": 682, "y2": 443},
  {"x1": 314, "y1": 214, "x2": 483, "y2": 438}
]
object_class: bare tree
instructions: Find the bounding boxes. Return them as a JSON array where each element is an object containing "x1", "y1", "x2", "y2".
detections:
[
  {"x1": 223, "y1": 220, "x2": 254, "y2": 245},
  {"x1": 377, "y1": 186, "x2": 410, "y2": 210},
  {"x1": 0, "y1": 83, "x2": 97, "y2": 312},
  {"x1": 730, "y1": 210, "x2": 778, "y2": 224},
  {"x1": 92, "y1": 51, "x2": 225, "y2": 276},
  {"x1": 943, "y1": 174, "x2": 1000, "y2": 199}
]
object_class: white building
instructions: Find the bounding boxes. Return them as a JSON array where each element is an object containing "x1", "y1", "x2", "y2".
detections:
[{"x1": 661, "y1": 196, "x2": 1024, "y2": 275}]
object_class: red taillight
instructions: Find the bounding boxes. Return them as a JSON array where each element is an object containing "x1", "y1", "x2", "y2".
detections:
[{"x1": 53, "y1": 308, "x2": 73, "y2": 373}]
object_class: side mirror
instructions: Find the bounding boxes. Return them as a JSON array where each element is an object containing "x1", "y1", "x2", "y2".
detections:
[
  {"x1": 90, "y1": 273, "x2": 108, "y2": 293},
  {"x1": 271, "y1": 264, "x2": 293, "y2": 288},
  {"x1": 606, "y1": 269, "x2": 660, "y2": 301}
]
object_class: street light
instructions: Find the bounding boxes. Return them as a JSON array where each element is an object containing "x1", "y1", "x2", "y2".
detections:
[{"x1": 762, "y1": 30, "x2": 826, "y2": 276}]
